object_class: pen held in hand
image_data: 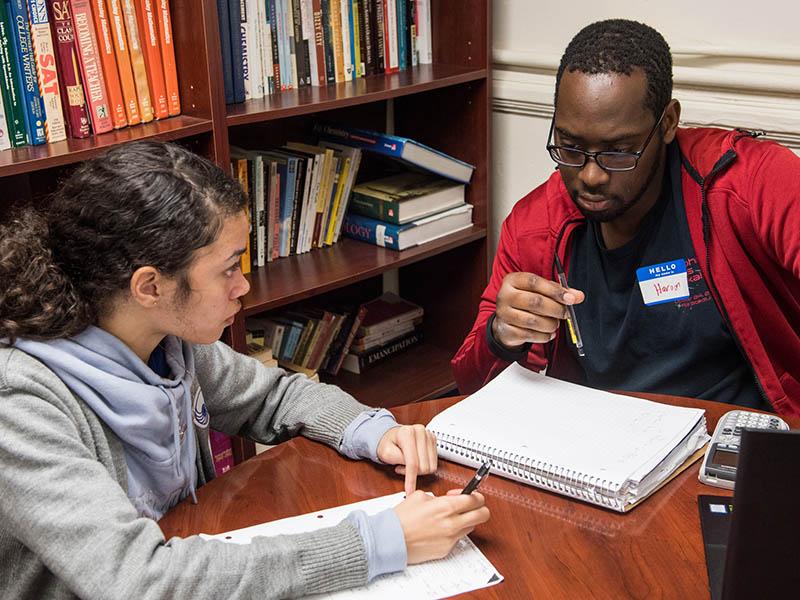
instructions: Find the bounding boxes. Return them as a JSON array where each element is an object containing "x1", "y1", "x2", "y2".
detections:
[
  {"x1": 554, "y1": 254, "x2": 586, "y2": 357},
  {"x1": 461, "y1": 461, "x2": 492, "y2": 494}
]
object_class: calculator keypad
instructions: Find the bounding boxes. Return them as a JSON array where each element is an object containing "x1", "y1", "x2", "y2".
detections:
[{"x1": 717, "y1": 411, "x2": 787, "y2": 448}]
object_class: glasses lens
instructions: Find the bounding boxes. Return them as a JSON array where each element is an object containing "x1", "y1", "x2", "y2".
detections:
[
  {"x1": 597, "y1": 153, "x2": 637, "y2": 171},
  {"x1": 550, "y1": 147, "x2": 585, "y2": 167}
]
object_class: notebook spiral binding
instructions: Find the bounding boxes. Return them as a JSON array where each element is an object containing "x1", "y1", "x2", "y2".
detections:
[{"x1": 433, "y1": 432, "x2": 627, "y2": 510}]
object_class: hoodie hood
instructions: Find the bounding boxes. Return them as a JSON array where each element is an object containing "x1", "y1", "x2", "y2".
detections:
[{"x1": 15, "y1": 326, "x2": 198, "y2": 520}]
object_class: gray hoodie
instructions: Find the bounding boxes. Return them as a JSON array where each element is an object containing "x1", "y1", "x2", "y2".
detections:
[{"x1": 0, "y1": 338, "x2": 405, "y2": 599}]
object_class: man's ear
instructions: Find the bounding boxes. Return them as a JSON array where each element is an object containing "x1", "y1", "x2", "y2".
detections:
[
  {"x1": 662, "y1": 99, "x2": 681, "y2": 144},
  {"x1": 129, "y1": 266, "x2": 163, "y2": 308}
]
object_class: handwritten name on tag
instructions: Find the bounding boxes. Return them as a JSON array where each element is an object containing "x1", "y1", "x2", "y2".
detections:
[{"x1": 636, "y1": 259, "x2": 691, "y2": 306}]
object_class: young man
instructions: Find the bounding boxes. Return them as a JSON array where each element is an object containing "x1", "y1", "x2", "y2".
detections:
[{"x1": 452, "y1": 19, "x2": 800, "y2": 418}]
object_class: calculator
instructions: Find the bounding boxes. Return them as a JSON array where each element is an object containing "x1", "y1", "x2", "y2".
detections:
[{"x1": 699, "y1": 410, "x2": 789, "y2": 489}]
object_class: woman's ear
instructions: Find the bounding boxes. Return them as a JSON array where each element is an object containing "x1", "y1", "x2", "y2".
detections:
[
  {"x1": 129, "y1": 266, "x2": 163, "y2": 308},
  {"x1": 662, "y1": 99, "x2": 681, "y2": 144}
]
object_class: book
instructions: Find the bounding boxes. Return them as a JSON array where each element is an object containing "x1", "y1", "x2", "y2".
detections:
[
  {"x1": 8, "y1": 0, "x2": 47, "y2": 144},
  {"x1": 356, "y1": 292, "x2": 422, "y2": 338},
  {"x1": 155, "y1": 0, "x2": 179, "y2": 114},
  {"x1": 71, "y1": 0, "x2": 114, "y2": 133},
  {"x1": 0, "y1": 0, "x2": 28, "y2": 146},
  {"x1": 316, "y1": 123, "x2": 476, "y2": 183},
  {"x1": 216, "y1": 0, "x2": 233, "y2": 102},
  {"x1": 92, "y1": 0, "x2": 128, "y2": 128},
  {"x1": 427, "y1": 363, "x2": 711, "y2": 512},
  {"x1": 322, "y1": 303, "x2": 367, "y2": 375},
  {"x1": 342, "y1": 203, "x2": 472, "y2": 251},
  {"x1": 349, "y1": 171, "x2": 466, "y2": 224},
  {"x1": 107, "y1": 0, "x2": 141, "y2": 124},
  {"x1": 121, "y1": 0, "x2": 153, "y2": 121},
  {"x1": 134, "y1": 0, "x2": 168, "y2": 118},
  {"x1": 350, "y1": 317, "x2": 420, "y2": 352},
  {"x1": 340, "y1": 326, "x2": 422, "y2": 374},
  {"x1": 27, "y1": 0, "x2": 68, "y2": 142},
  {"x1": 47, "y1": 0, "x2": 91, "y2": 138},
  {"x1": 227, "y1": 0, "x2": 245, "y2": 102},
  {"x1": 209, "y1": 429, "x2": 234, "y2": 475}
]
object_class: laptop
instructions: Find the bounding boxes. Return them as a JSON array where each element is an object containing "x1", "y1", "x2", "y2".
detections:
[{"x1": 698, "y1": 428, "x2": 800, "y2": 600}]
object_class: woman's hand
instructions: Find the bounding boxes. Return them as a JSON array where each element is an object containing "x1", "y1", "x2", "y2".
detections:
[
  {"x1": 394, "y1": 490, "x2": 490, "y2": 564},
  {"x1": 376, "y1": 424, "x2": 438, "y2": 495}
]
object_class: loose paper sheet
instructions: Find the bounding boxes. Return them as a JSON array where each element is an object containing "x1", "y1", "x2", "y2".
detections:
[{"x1": 201, "y1": 492, "x2": 502, "y2": 599}]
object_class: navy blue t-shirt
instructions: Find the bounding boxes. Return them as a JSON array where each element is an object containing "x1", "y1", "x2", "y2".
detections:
[{"x1": 567, "y1": 143, "x2": 769, "y2": 410}]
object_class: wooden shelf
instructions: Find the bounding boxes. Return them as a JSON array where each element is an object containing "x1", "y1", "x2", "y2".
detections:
[
  {"x1": 320, "y1": 342, "x2": 457, "y2": 408},
  {"x1": 225, "y1": 64, "x2": 488, "y2": 127},
  {"x1": 241, "y1": 226, "x2": 487, "y2": 316},
  {"x1": 0, "y1": 116, "x2": 213, "y2": 177}
]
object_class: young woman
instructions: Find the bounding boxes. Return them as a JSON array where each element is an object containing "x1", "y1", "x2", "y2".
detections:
[{"x1": 0, "y1": 141, "x2": 489, "y2": 598}]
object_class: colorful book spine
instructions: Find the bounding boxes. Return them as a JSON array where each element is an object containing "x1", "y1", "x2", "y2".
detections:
[
  {"x1": 71, "y1": 0, "x2": 113, "y2": 133},
  {"x1": 27, "y1": 0, "x2": 67, "y2": 142},
  {"x1": 395, "y1": 0, "x2": 405, "y2": 70},
  {"x1": 47, "y1": 0, "x2": 91, "y2": 138},
  {"x1": 226, "y1": 0, "x2": 244, "y2": 102},
  {"x1": 134, "y1": 0, "x2": 167, "y2": 117},
  {"x1": 350, "y1": 0, "x2": 360, "y2": 77},
  {"x1": 107, "y1": 0, "x2": 139, "y2": 124},
  {"x1": 373, "y1": 0, "x2": 384, "y2": 74},
  {"x1": 91, "y1": 0, "x2": 127, "y2": 128},
  {"x1": 0, "y1": 0, "x2": 28, "y2": 145},
  {"x1": 342, "y1": 211, "x2": 401, "y2": 250},
  {"x1": 290, "y1": 0, "x2": 308, "y2": 86},
  {"x1": 329, "y1": 0, "x2": 342, "y2": 82},
  {"x1": 8, "y1": 0, "x2": 47, "y2": 144},
  {"x1": 155, "y1": 0, "x2": 178, "y2": 114},
  {"x1": 309, "y1": 0, "x2": 324, "y2": 85},
  {"x1": 267, "y1": 0, "x2": 280, "y2": 90},
  {"x1": 209, "y1": 429, "x2": 235, "y2": 475},
  {"x1": 319, "y1": 0, "x2": 333, "y2": 84},
  {"x1": 121, "y1": 0, "x2": 153, "y2": 121}
]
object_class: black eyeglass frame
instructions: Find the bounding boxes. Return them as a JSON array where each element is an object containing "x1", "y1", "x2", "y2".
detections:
[{"x1": 546, "y1": 108, "x2": 667, "y2": 172}]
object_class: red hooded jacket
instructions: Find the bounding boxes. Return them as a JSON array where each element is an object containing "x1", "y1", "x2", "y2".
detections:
[{"x1": 452, "y1": 127, "x2": 800, "y2": 418}]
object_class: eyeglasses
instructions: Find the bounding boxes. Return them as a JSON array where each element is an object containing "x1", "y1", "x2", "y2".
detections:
[{"x1": 546, "y1": 108, "x2": 666, "y2": 172}]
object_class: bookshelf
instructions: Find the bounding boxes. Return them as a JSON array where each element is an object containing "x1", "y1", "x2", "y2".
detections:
[{"x1": 0, "y1": 0, "x2": 491, "y2": 461}]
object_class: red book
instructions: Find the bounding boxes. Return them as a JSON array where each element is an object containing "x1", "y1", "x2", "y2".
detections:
[
  {"x1": 91, "y1": 0, "x2": 127, "y2": 128},
  {"x1": 209, "y1": 430, "x2": 234, "y2": 475},
  {"x1": 155, "y1": 0, "x2": 179, "y2": 115},
  {"x1": 134, "y1": 0, "x2": 167, "y2": 119},
  {"x1": 47, "y1": 0, "x2": 92, "y2": 138},
  {"x1": 310, "y1": 0, "x2": 325, "y2": 86},
  {"x1": 71, "y1": 0, "x2": 113, "y2": 133}
]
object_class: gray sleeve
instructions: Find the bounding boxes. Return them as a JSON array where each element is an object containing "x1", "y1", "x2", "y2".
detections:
[
  {"x1": 193, "y1": 341, "x2": 372, "y2": 449},
  {"x1": 0, "y1": 359, "x2": 369, "y2": 599}
]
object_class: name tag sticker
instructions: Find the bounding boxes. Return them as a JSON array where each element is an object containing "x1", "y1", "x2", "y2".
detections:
[{"x1": 636, "y1": 259, "x2": 691, "y2": 306}]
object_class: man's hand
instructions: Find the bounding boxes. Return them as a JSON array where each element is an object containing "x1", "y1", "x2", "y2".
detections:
[
  {"x1": 493, "y1": 271, "x2": 585, "y2": 349},
  {"x1": 376, "y1": 425, "x2": 438, "y2": 495}
]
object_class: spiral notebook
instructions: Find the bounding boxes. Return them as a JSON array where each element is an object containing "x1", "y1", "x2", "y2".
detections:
[{"x1": 428, "y1": 363, "x2": 710, "y2": 512}]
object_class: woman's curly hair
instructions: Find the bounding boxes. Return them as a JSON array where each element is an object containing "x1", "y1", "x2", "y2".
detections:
[{"x1": 0, "y1": 141, "x2": 246, "y2": 343}]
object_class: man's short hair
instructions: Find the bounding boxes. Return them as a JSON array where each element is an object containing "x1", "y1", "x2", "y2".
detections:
[{"x1": 555, "y1": 19, "x2": 673, "y2": 119}]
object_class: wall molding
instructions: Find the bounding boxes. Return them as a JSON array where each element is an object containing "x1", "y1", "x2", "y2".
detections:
[{"x1": 492, "y1": 66, "x2": 800, "y2": 150}]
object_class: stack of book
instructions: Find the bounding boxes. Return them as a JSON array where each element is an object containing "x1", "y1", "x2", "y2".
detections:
[
  {"x1": 340, "y1": 292, "x2": 422, "y2": 374},
  {"x1": 219, "y1": 0, "x2": 433, "y2": 104},
  {"x1": 0, "y1": 0, "x2": 180, "y2": 151},
  {"x1": 316, "y1": 123, "x2": 475, "y2": 251},
  {"x1": 231, "y1": 140, "x2": 362, "y2": 272}
]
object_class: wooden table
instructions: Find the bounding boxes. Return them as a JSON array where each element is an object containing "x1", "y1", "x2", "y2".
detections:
[{"x1": 160, "y1": 395, "x2": 799, "y2": 599}]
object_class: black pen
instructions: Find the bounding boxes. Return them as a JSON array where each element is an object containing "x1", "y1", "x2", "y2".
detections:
[
  {"x1": 461, "y1": 461, "x2": 492, "y2": 494},
  {"x1": 554, "y1": 253, "x2": 586, "y2": 357}
]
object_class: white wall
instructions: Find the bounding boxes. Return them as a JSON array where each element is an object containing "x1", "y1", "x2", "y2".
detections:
[{"x1": 491, "y1": 1, "x2": 800, "y2": 252}]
